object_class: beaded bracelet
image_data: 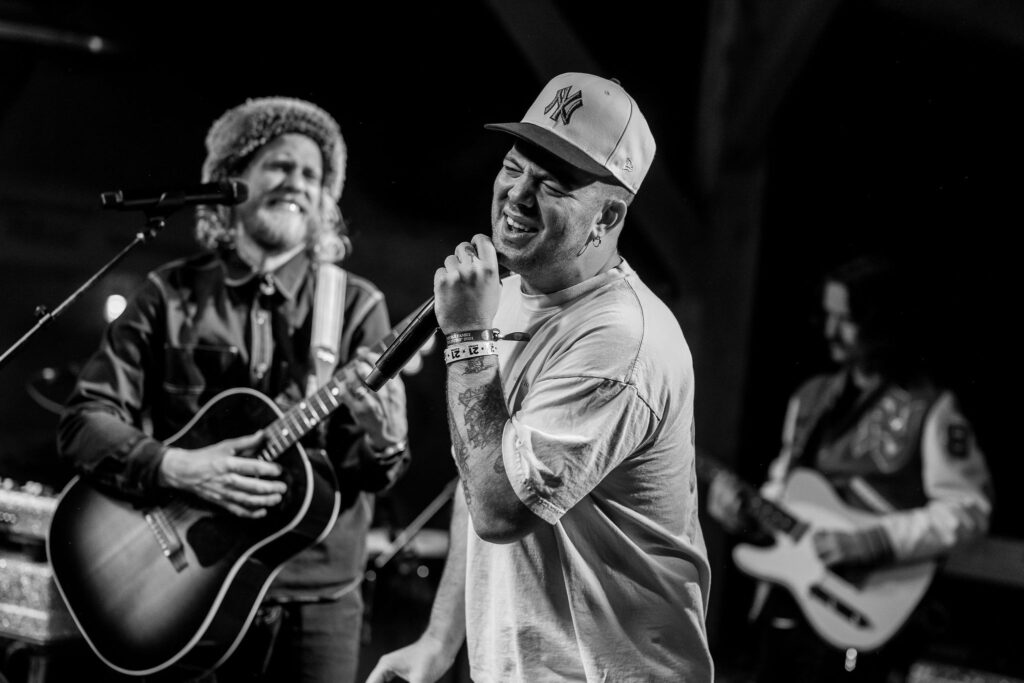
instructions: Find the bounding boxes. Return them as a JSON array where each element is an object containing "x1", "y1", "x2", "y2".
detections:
[
  {"x1": 443, "y1": 340, "x2": 499, "y2": 365},
  {"x1": 444, "y1": 329, "x2": 531, "y2": 346}
]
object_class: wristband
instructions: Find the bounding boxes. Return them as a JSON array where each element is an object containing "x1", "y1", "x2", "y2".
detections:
[
  {"x1": 443, "y1": 340, "x2": 498, "y2": 365},
  {"x1": 445, "y1": 329, "x2": 499, "y2": 345},
  {"x1": 444, "y1": 329, "x2": 532, "y2": 346}
]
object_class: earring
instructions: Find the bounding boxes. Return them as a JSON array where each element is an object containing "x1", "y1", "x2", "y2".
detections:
[{"x1": 575, "y1": 234, "x2": 603, "y2": 257}]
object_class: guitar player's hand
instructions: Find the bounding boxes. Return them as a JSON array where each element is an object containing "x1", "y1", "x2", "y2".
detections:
[
  {"x1": 813, "y1": 527, "x2": 892, "y2": 568},
  {"x1": 340, "y1": 346, "x2": 409, "y2": 452},
  {"x1": 158, "y1": 432, "x2": 287, "y2": 518},
  {"x1": 707, "y1": 472, "x2": 746, "y2": 532}
]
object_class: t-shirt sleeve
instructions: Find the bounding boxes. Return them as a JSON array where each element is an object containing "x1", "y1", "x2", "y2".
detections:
[{"x1": 501, "y1": 374, "x2": 653, "y2": 524}]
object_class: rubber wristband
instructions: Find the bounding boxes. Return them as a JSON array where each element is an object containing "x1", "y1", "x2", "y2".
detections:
[
  {"x1": 445, "y1": 329, "x2": 531, "y2": 346},
  {"x1": 444, "y1": 329, "x2": 499, "y2": 345},
  {"x1": 443, "y1": 340, "x2": 498, "y2": 365}
]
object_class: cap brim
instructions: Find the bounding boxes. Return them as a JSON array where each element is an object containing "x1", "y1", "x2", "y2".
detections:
[{"x1": 484, "y1": 122, "x2": 612, "y2": 179}]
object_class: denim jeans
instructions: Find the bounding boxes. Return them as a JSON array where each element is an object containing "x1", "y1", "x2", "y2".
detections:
[{"x1": 209, "y1": 589, "x2": 364, "y2": 683}]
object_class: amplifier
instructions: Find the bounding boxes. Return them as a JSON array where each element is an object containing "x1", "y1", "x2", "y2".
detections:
[
  {"x1": 0, "y1": 479, "x2": 78, "y2": 645},
  {"x1": 0, "y1": 479, "x2": 56, "y2": 543},
  {"x1": 0, "y1": 551, "x2": 78, "y2": 645}
]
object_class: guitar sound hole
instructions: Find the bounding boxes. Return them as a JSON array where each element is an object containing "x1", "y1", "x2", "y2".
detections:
[{"x1": 187, "y1": 515, "x2": 241, "y2": 567}]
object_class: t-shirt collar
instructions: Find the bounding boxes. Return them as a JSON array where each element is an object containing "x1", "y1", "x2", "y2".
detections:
[{"x1": 519, "y1": 259, "x2": 634, "y2": 311}]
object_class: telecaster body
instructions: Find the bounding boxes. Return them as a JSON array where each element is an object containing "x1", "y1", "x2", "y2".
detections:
[{"x1": 732, "y1": 468, "x2": 935, "y2": 651}]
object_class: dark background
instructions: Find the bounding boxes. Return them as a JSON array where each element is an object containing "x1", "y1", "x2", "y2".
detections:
[{"x1": 2, "y1": 1, "x2": 1022, "y2": 680}]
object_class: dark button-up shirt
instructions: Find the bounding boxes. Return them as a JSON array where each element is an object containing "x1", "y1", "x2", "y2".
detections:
[{"x1": 57, "y1": 247, "x2": 410, "y2": 598}]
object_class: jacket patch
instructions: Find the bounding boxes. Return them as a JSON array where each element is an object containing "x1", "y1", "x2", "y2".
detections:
[
  {"x1": 946, "y1": 424, "x2": 970, "y2": 459},
  {"x1": 852, "y1": 392, "x2": 926, "y2": 473}
]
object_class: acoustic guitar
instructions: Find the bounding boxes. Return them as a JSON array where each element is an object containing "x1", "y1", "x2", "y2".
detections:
[
  {"x1": 47, "y1": 305, "x2": 429, "y2": 679},
  {"x1": 698, "y1": 457, "x2": 936, "y2": 651}
]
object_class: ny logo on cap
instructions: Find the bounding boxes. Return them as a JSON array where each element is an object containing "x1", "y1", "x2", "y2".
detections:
[{"x1": 544, "y1": 86, "x2": 583, "y2": 126}]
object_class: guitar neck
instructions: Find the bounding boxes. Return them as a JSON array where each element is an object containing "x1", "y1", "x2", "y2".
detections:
[
  {"x1": 260, "y1": 304, "x2": 428, "y2": 461},
  {"x1": 696, "y1": 456, "x2": 805, "y2": 538}
]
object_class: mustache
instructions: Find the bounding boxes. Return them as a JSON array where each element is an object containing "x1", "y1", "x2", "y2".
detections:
[{"x1": 264, "y1": 192, "x2": 312, "y2": 212}]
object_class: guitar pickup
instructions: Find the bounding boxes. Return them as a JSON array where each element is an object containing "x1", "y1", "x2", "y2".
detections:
[{"x1": 809, "y1": 583, "x2": 871, "y2": 628}]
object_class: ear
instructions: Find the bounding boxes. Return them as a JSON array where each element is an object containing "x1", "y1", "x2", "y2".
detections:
[{"x1": 594, "y1": 197, "x2": 628, "y2": 239}]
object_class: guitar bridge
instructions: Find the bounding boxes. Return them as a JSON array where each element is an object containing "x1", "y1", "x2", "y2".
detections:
[
  {"x1": 809, "y1": 583, "x2": 871, "y2": 628},
  {"x1": 144, "y1": 509, "x2": 189, "y2": 572}
]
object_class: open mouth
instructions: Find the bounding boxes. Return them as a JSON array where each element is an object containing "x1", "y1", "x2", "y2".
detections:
[
  {"x1": 267, "y1": 198, "x2": 306, "y2": 214},
  {"x1": 504, "y1": 213, "x2": 538, "y2": 234}
]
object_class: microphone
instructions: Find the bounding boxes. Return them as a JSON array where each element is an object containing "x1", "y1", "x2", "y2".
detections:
[
  {"x1": 363, "y1": 266, "x2": 510, "y2": 392},
  {"x1": 363, "y1": 295, "x2": 438, "y2": 391},
  {"x1": 99, "y1": 180, "x2": 248, "y2": 212}
]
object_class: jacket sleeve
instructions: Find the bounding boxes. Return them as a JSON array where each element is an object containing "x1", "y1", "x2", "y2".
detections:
[
  {"x1": 876, "y1": 391, "x2": 993, "y2": 562},
  {"x1": 326, "y1": 284, "x2": 411, "y2": 495},
  {"x1": 763, "y1": 389, "x2": 993, "y2": 563},
  {"x1": 56, "y1": 274, "x2": 168, "y2": 498}
]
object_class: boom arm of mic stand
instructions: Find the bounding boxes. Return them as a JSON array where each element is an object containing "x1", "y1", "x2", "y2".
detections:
[{"x1": 0, "y1": 214, "x2": 169, "y2": 375}]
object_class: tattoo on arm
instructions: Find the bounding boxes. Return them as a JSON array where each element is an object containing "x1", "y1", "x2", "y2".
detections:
[
  {"x1": 459, "y1": 380, "x2": 506, "y2": 450},
  {"x1": 446, "y1": 398, "x2": 473, "y2": 508},
  {"x1": 462, "y1": 357, "x2": 490, "y2": 375},
  {"x1": 445, "y1": 358, "x2": 508, "y2": 509}
]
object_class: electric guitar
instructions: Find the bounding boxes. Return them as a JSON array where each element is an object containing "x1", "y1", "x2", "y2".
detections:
[
  {"x1": 47, "y1": 308, "x2": 430, "y2": 679},
  {"x1": 698, "y1": 457, "x2": 936, "y2": 651}
]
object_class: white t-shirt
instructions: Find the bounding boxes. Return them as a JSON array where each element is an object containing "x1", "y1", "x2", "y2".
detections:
[{"x1": 465, "y1": 261, "x2": 714, "y2": 682}]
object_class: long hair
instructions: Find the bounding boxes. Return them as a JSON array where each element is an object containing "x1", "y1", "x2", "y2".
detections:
[
  {"x1": 195, "y1": 97, "x2": 349, "y2": 261},
  {"x1": 824, "y1": 255, "x2": 919, "y2": 378}
]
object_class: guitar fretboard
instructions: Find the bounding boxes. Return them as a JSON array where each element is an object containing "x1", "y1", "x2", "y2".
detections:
[
  {"x1": 262, "y1": 375, "x2": 361, "y2": 460},
  {"x1": 257, "y1": 309, "x2": 418, "y2": 461},
  {"x1": 696, "y1": 456, "x2": 806, "y2": 540}
]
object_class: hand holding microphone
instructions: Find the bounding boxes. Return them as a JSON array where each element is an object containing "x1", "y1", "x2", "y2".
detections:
[
  {"x1": 362, "y1": 235, "x2": 505, "y2": 392},
  {"x1": 433, "y1": 234, "x2": 502, "y2": 335}
]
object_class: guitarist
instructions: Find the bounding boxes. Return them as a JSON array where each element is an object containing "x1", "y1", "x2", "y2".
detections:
[
  {"x1": 57, "y1": 97, "x2": 410, "y2": 682},
  {"x1": 707, "y1": 255, "x2": 992, "y2": 682}
]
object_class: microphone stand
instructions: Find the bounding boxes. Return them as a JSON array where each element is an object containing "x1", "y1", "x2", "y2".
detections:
[{"x1": 0, "y1": 205, "x2": 179, "y2": 375}]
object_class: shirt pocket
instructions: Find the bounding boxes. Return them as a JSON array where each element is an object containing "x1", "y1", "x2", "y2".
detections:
[{"x1": 163, "y1": 343, "x2": 244, "y2": 397}]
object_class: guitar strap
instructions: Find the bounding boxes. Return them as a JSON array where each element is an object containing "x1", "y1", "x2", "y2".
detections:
[{"x1": 306, "y1": 261, "x2": 347, "y2": 397}]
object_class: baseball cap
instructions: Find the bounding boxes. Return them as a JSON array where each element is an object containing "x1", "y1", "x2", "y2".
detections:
[{"x1": 484, "y1": 73, "x2": 656, "y2": 194}]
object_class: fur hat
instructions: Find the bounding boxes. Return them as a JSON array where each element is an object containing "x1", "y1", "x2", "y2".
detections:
[{"x1": 201, "y1": 96, "x2": 346, "y2": 200}]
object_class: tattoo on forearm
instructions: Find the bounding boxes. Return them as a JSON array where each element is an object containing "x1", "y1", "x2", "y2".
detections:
[
  {"x1": 462, "y1": 357, "x2": 490, "y2": 375},
  {"x1": 459, "y1": 380, "x2": 506, "y2": 451},
  {"x1": 446, "y1": 396, "x2": 473, "y2": 508},
  {"x1": 445, "y1": 360, "x2": 508, "y2": 509}
]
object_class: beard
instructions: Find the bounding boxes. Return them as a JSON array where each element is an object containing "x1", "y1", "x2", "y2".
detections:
[
  {"x1": 241, "y1": 207, "x2": 311, "y2": 252},
  {"x1": 490, "y1": 218, "x2": 579, "y2": 276}
]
